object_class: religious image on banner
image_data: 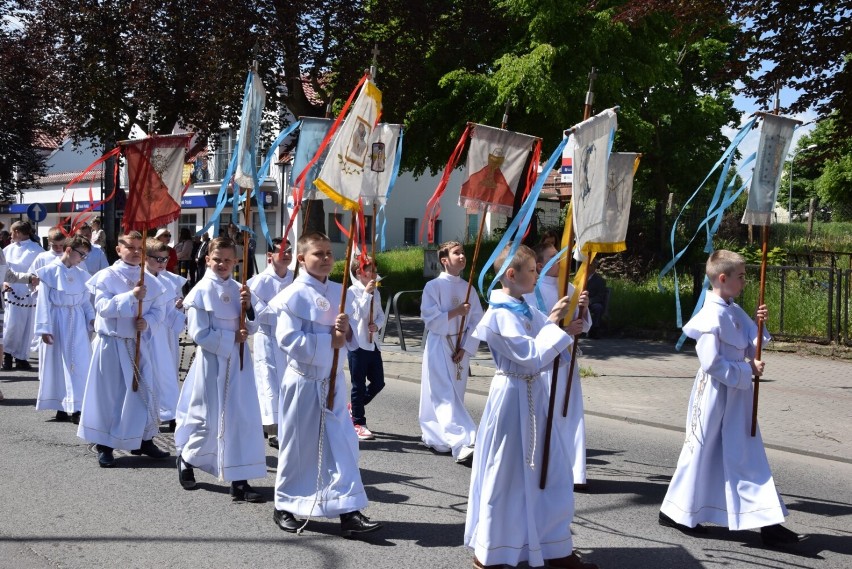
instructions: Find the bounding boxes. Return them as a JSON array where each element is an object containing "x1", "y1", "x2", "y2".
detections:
[
  {"x1": 122, "y1": 134, "x2": 192, "y2": 231},
  {"x1": 603, "y1": 152, "x2": 640, "y2": 246},
  {"x1": 459, "y1": 124, "x2": 537, "y2": 216},
  {"x1": 571, "y1": 108, "x2": 619, "y2": 258},
  {"x1": 291, "y1": 117, "x2": 333, "y2": 198},
  {"x1": 314, "y1": 78, "x2": 382, "y2": 210},
  {"x1": 741, "y1": 114, "x2": 799, "y2": 226},
  {"x1": 361, "y1": 123, "x2": 402, "y2": 206}
]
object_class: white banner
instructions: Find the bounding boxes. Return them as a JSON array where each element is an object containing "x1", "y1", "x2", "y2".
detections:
[{"x1": 742, "y1": 114, "x2": 799, "y2": 226}]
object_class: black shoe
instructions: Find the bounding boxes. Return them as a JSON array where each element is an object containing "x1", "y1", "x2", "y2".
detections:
[
  {"x1": 15, "y1": 358, "x2": 31, "y2": 370},
  {"x1": 273, "y1": 509, "x2": 301, "y2": 533},
  {"x1": 659, "y1": 511, "x2": 708, "y2": 534},
  {"x1": 230, "y1": 481, "x2": 265, "y2": 503},
  {"x1": 97, "y1": 445, "x2": 116, "y2": 468},
  {"x1": 130, "y1": 439, "x2": 170, "y2": 459},
  {"x1": 2, "y1": 353, "x2": 13, "y2": 371},
  {"x1": 70, "y1": 412, "x2": 80, "y2": 425},
  {"x1": 340, "y1": 511, "x2": 382, "y2": 537},
  {"x1": 55, "y1": 410, "x2": 71, "y2": 422},
  {"x1": 761, "y1": 524, "x2": 806, "y2": 548},
  {"x1": 268, "y1": 435, "x2": 279, "y2": 449},
  {"x1": 177, "y1": 456, "x2": 196, "y2": 489}
]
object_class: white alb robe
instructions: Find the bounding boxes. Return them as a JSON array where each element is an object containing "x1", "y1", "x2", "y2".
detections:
[
  {"x1": 247, "y1": 265, "x2": 293, "y2": 425},
  {"x1": 661, "y1": 292, "x2": 786, "y2": 530},
  {"x1": 345, "y1": 279, "x2": 385, "y2": 350},
  {"x1": 271, "y1": 272, "x2": 367, "y2": 517},
  {"x1": 82, "y1": 245, "x2": 109, "y2": 275},
  {"x1": 76, "y1": 261, "x2": 166, "y2": 450},
  {"x1": 465, "y1": 290, "x2": 574, "y2": 567},
  {"x1": 2, "y1": 239, "x2": 43, "y2": 359},
  {"x1": 174, "y1": 272, "x2": 266, "y2": 482},
  {"x1": 33, "y1": 259, "x2": 94, "y2": 413},
  {"x1": 525, "y1": 276, "x2": 592, "y2": 484},
  {"x1": 419, "y1": 272, "x2": 483, "y2": 458},
  {"x1": 143, "y1": 270, "x2": 186, "y2": 422}
]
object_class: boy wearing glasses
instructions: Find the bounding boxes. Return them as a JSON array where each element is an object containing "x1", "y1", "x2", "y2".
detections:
[
  {"x1": 77, "y1": 230, "x2": 170, "y2": 468},
  {"x1": 144, "y1": 238, "x2": 187, "y2": 427},
  {"x1": 33, "y1": 235, "x2": 94, "y2": 424},
  {"x1": 247, "y1": 237, "x2": 293, "y2": 448}
]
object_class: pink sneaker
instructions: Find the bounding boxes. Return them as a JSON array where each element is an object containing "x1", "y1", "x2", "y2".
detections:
[{"x1": 353, "y1": 424, "x2": 375, "y2": 441}]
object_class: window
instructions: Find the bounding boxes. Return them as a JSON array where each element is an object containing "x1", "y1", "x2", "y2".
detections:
[
  {"x1": 179, "y1": 213, "x2": 197, "y2": 238},
  {"x1": 213, "y1": 128, "x2": 271, "y2": 181},
  {"x1": 362, "y1": 215, "x2": 373, "y2": 245},
  {"x1": 328, "y1": 213, "x2": 344, "y2": 243},
  {"x1": 430, "y1": 219, "x2": 442, "y2": 245},
  {"x1": 404, "y1": 218, "x2": 417, "y2": 245},
  {"x1": 467, "y1": 214, "x2": 479, "y2": 241}
]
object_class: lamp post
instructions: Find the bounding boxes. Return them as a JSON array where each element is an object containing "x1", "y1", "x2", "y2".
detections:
[{"x1": 788, "y1": 144, "x2": 817, "y2": 222}]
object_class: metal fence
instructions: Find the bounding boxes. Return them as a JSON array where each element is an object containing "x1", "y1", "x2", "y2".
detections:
[{"x1": 715, "y1": 264, "x2": 850, "y2": 345}]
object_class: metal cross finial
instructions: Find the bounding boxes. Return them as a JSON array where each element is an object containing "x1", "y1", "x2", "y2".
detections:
[
  {"x1": 147, "y1": 105, "x2": 156, "y2": 135},
  {"x1": 370, "y1": 44, "x2": 380, "y2": 79}
]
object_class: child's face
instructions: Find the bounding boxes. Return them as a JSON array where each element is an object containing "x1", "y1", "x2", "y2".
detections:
[
  {"x1": 441, "y1": 245, "x2": 466, "y2": 275},
  {"x1": 146, "y1": 251, "x2": 169, "y2": 275},
  {"x1": 718, "y1": 263, "x2": 747, "y2": 299},
  {"x1": 298, "y1": 240, "x2": 334, "y2": 279},
  {"x1": 268, "y1": 242, "x2": 292, "y2": 272},
  {"x1": 356, "y1": 263, "x2": 374, "y2": 285},
  {"x1": 206, "y1": 247, "x2": 237, "y2": 279},
  {"x1": 539, "y1": 246, "x2": 559, "y2": 277},
  {"x1": 64, "y1": 245, "x2": 89, "y2": 268},
  {"x1": 510, "y1": 257, "x2": 538, "y2": 295},
  {"x1": 116, "y1": 238, "x2": 144, "y2": 265},
  {"x1": 49, "y1": 236, "x2": 66, "y2": 254}
]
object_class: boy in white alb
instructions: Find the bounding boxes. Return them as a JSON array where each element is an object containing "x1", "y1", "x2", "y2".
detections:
[
  {"x1": 247, "y1": 237, "x2": 293, "y2": 448},
  {"x1": 33, "y1": 234, "x2": 94, "y2": 424},
  {"x1": 345, "y1": 255, "x2": 385, "y2": 441},
  {"x1": 3, "y1": 220, "x2": 44, "y2": 371},
  {"x1": 269, "y1": 231, "x2": 382, "y2": 537},
  {"x1": 659, "y1": 250, "x2": 805, "y2": 548},
  {"x1": 144, "y1": 238, "x2": 186, "y2": 426},
  {"x1": 175, "y1": 237, "x2": 266, "y2": 502},
  {"x1": 29, "y1": 226, "x2": 66, "y2": 273},
  {"x1": 524, "y1": 243, "x2": 592, "y2": 489},
  {"x1": 77, "y1": 230, "x2": 170, "y2": 468},
  {"x1": 465, "y1": 244, "x2": 597, "y2": 569},
  {"x1": 419, "y1": 240, "x2": 483, "y2": 464}
]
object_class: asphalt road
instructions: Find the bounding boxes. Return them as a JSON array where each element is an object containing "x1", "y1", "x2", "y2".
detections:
[{"x1": 1, "y1": 375, "x2": 850, "y2": 569}]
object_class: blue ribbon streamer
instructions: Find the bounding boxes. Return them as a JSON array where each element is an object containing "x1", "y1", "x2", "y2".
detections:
[
  {"x1": 658, "y1": 117, "x2": 757, "y2": 334},
  {"x1": 379, "y1": 128, "x2": 405, "y2": 251},
  {"x1": 532, "y1": 244, "x2": 572, "y2": 312},
  {"x1": 491, "y1": 298, "x2": 534, "y2": 320}
]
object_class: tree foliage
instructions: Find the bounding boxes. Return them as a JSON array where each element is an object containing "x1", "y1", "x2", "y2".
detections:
[{"x1": 0, "y1": 1, "x2": 50, "y2": 202}]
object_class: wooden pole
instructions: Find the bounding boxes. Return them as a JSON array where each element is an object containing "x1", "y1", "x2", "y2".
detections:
[
  {"x1": 539, "y1": 217, "x2": 575, "y2": 489},
  {"x1": 132, "y1": 248, "x2": 146, "y2": 392},
  {"x1": 540, "y1": 68, "x2": 595, "y2": 488},
  {"x1": 238, "y1": 186, "x2": 252, "y2": 369},
  {"x1": 327, "y1": 211, "x2": 357, "y2": 410},
  {"x1": 751, "y1": 225, "x2": 769, "y2": 436},
  {"x1": 453, "y1": 210, "x2": 488, "y2": 363},
  {"x1": 368, "y1": 202, "x2": 377, "y2": 344}
]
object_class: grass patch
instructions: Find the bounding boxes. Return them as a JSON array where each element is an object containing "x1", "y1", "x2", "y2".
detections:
[{"x1": 579, "y1": 365, "x2": 598, "y2": 378}]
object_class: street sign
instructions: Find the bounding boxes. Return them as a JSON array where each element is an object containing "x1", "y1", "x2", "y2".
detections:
[{"x1": 26, "y1": 203, "x2": 47, "y2": 223}]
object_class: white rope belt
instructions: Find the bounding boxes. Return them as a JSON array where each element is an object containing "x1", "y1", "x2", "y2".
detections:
[{"x1": 495, "y1": 369, "x2": 540, "y2": 470}]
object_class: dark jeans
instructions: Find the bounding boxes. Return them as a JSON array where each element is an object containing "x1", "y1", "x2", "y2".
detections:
[{"x1": 347, "y1": 347, "x2": 385, "y2": 426}]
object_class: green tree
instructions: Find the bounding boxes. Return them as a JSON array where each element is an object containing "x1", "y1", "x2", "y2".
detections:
[
  {"x1": 0, "y1": 2, "x2": 50, "y2": 202},
  {"x1": 338, "y1": 1, "x2": 741, "y2": 252}
]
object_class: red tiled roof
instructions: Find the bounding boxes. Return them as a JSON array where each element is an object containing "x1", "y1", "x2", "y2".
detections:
[
  {"x1": 33, "y1": 132, "x2": 65, "y2": 150},
  {"x1": 540, "y1": 168, "x2": 571, "y2": 197},
  {"x1": 35, "y1": 169, "x2": 104, "y2": 185}
]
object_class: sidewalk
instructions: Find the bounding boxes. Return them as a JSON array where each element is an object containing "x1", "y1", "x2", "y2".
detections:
[{"x1": 380, "y1": 319, "x2": 852, "y2": 464}]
